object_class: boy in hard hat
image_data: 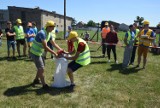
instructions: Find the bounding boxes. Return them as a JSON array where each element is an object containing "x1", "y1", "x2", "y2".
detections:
[
  {"x1": 62, "y1": 31, "x2": 91, "y2": 86},
  {"x1": 137, "y1": 20, "x2": 155, "y2": 69},
  {"x1": 14, "y1": 19, "x2": 27, "y2": 57},
  {"x1": 30, "y1": 20, "x2": 62, "y2": 90}
]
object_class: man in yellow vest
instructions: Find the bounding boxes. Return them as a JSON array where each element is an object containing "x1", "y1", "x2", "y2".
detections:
[
  {"x1": 137, "y1": 20, "x2": 155, "y2": 69},
  {"x1": 30, "y1": 20, "x2": 62, "y2": 90},
  {"x1": 62, "y1": 31, "x2": 91, "y2": 86},
  {"x1": 101, "y1": 22, "x2": 110, "y2": 57},
  {"x1": 14, "y1": 19, "x2": 27, "y2": 57}
]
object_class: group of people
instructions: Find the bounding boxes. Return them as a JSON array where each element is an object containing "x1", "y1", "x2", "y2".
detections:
[
  {"x1": 0, "y1": 19, "x2": 38, "y2": 59},
  {"x1": 101, "y1": 20, "x2": 158, "y2": 69}
]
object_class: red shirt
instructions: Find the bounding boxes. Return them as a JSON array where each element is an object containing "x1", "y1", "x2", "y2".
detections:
[
  {"x1": 77, "y1": 42, "x2": 85, "y2": 53},
  {"x1": 105, "y1": 31, "x2": 118, "y2": 44}
]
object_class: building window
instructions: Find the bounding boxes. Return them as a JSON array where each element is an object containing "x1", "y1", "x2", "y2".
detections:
[{"x1": 0, "y1": 13, "x2": 4, "y2": 20}]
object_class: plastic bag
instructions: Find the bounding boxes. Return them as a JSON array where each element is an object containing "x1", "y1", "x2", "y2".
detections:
[{"x1": 51, "y1": 57, "x2": 71, "y2": 88}]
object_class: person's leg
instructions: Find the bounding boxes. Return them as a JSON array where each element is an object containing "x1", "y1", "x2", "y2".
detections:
[
  {"x1": 11, "y1": 41, "x2": 16, "y2": 58},
  {"x1": 102, "y1": 39, "x2": 106, "y2": 57},
  {"x1": 142, "y1": 47, "x2": 149, "y2": 69},
  {"x1": 130, "y1": 46, "x2": 137, "y2": 64},
  {"x1": 107, "y1": 45, "x2": 111, "y2": 60},
  {"x1": 16, "y1": 40, "x2": 20, "y2": 56},
  {"x1": 122, "y1": 46, "x2": 132, "y2": 68},
  {"x1": 23, "y1": 39, "x2": 27, "y2": 56},
  {"x1": 7, "y1": 41, "x2": 11, "y2": 58},
  {"x1": 67, "y1": 68, "x2": 74, "y2": 84},
  {"x1": 112, "y1": 45, "x2": 117, "y2": 62},
  {"x1": 137, "y1": 46, "x2": 143, "y2": 67}
]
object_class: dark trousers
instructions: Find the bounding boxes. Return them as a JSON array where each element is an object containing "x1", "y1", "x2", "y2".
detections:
[
  {"x1": 102, "y1": 39, "x2": 106, "y2": 55},
  {"x1": 107, "y1": 45, "x2": 117, "y2": 61},
  {"x1": 130, "y1": 45, "x2": 137, "y2": 64}
]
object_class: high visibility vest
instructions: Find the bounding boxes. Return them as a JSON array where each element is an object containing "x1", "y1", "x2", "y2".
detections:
[
  {"x1": 135, "y1": 29, "x2": 140, "y2": 45},
  {"x1": 30, "y1": 30, "x2": 51, "y2": 56},
  {"x1": 51, "y1": 29, "x2": 56, "y2": 41},
  {"x1": 139, "y1": 29, "x2": 153, "y2": 46},
  {"x1": 125, "y1": 31, "x2": 135, "y2": 45},
  {"x1": 74, "y1": 38, "x2": 91, "y2": 66},
  {"x1": 14, "y1": 25, "x2": 25, "y2": 40},
  {"x1": 101, "y1": 27, "x2": 110, "y2": 39}
]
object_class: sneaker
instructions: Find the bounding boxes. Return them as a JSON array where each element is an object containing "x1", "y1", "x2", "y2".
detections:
[
  {"x1": 12, "y1": 56, "x2": 17, "y2": 60},
  {"x1": 108, "y1": 60, "x2": 110, "y2": 63},
  {"x1": 70, "y1": 83, "x2": 76, "y2": 87},
  {"x1": 115, "y1": 60, "x2": 118, "y2": 64},
  {"x1": 33, "y1": 79, "x2": 41, "y2": 84},
  {"x1": 136, "y1": 65, "x2": 140, "y2": 68},
  {"x1": 142, "y1": 66, "x2": 145, "y2": 69},
  {"x1": 102, "y1": 55, "x2": 105, "y2": 58},
  {"x1": 42, "y1": 84, "x2": 50, "y2": 90}
]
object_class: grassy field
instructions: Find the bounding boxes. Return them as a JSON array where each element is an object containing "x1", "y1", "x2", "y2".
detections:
[{"x1": 0, "y1": 31, "x2": 160, "y2": 107}]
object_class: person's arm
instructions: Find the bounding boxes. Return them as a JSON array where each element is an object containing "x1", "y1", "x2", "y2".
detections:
[
  {"x1": 64, "y1": 51, "x2": 80, "y2": 60},
  {"x1": 124, "y1": 32, "x2": 129, "y2": 46},
  {"x1": 115, "y1": 32, "x2": 119, "y2": 44},
  {"x1": 50, "y1": 39, "x2": 62, "y2": 51},
  {"x1": 41, "y1": 39, "x2": 58, "y2": 57}
]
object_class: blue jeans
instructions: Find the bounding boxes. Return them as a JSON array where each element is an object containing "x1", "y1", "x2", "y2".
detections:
[{"x1": 7, "y1": 40, "x2": 16, "y2": 51}]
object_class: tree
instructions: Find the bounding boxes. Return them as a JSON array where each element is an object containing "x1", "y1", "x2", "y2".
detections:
[
  {"x1": 87, "y1": 20, "x2": 96, "y2": 27},
  {"x1": 134, "y1": 16, "x2": 144, "y2": 26}
]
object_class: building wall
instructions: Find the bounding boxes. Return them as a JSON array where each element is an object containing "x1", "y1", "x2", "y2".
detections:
[
  {"x1": 8, "y1": 6, "x2": 41, "y2": 30},
  {"x1": 41, "y1": 12, "x2": 72, "y2": 31},
  {"x1": 0, "y1": 10, "x2": 9, "y2": 29}
]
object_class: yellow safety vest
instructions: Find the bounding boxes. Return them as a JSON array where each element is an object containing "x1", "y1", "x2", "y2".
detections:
[
  {"x1": 14, "y1": 25, "x2": 25, "y2": 40},
  {"x1": 135, "y1": 29, "x2": 140, "y2": 45},
  {"x1": 30, "y1": 30, "x2": 51, "y2": 56},
  {"x1": 74, "y1": 38, "x2": 91, "y2": 66},
  {"x1": 139, "y1": 29, "x2": 153, "y2": 47}
]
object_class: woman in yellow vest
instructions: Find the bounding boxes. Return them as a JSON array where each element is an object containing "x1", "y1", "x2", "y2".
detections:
[
  {"x1": 62, "y1": 31, "x2": 91, "y2": 86},
  {"x1": 137, "y1": 20, "x2": 155, "y2": 69}
]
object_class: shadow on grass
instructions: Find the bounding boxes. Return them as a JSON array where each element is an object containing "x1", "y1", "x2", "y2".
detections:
[
  {"x1": 106, "y1": 63, "x2": 142, "y2": 75},
  {"x1": 4, "y1": 83, "x2": 74, "y2": 97},
  {"x1": 90, "y1": 61, "x2": 107, "y2": 64},
  {"x1": 91, "y1": 55, "x2": 104, "y2": 58}
]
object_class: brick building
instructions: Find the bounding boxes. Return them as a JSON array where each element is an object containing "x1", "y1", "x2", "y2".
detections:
[{"x1": 0, "y1": 6, "x2": 73, "y2": 31}]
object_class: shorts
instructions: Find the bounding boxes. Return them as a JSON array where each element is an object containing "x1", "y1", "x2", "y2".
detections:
[
  {"x1": 30, "y1": 53, "x2": 45, "y2": 69},
  {"x1": 7, "y1": 40, "x2": 16, "y2": 51},
  {"x1": 138, "y1": 46, "x2": 149, "y2": 58},
  {"x1": 16, "y1": 39, "x2": 26, "y2": 45},
  {"x1": 68, "y1": 60, "x2": 83, "y2": 72},
  {"x1": 27, "y1": 42, "x2": 33, "y2": 47}
]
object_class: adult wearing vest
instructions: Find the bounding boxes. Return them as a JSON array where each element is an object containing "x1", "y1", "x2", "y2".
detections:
[
  {"x1": 30, "y1": 20, "x2": 62, "y2": 90},
  {"x1": 129, "y1": 22, "x2": 140, "y2": 65},
  {"x1": 137, "y1": 20, "x2": 155, "y2": 69},
  {"x1": 122, "y1": 25, "x2": 136, "y2": 68},
  {"x1": 63, "y1": 31, "x2": 91, "y2": 86},
  {"x1": 101, "y1": 22, "x2": 110, "y2": 57},
  {"x1": 14, "y1": 19, "x2": 27, "y2": 57}
]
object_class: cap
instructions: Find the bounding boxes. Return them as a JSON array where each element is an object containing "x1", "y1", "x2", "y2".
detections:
[
  {"x1": 105, "y1": 22, "x2": 109, "y2": 26},
  {"x1": 143, "y1": 20, "x2": 150, "y2": 25}
]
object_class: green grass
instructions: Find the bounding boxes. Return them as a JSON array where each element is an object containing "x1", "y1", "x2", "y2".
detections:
[{"x1": 0, "y1": 31, "x2": 160, "y2": 107}]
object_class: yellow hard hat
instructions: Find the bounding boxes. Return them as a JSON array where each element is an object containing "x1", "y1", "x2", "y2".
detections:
[
  {"x1": 67, "y1": 31, "x2": 78, "y2": 40},
  {"x1": 143, "y1": 20, "x2": 150, "y2": 25},
  {"x1": 16, "y1": 19, "x2": 22, "y2": 24},
  {"x1": 45, "y1": 20, "x2": 55, "y2": 27},
  {"x1": 105, "y1": 22, "x2": 109, "y2": 26}
]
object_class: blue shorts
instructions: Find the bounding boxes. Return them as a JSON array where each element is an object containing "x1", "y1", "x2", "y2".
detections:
[
  {"x1": 68, "y1": 60, "x2": 83, "y2": 72},
  {"x1": 7, "y1": 40, "x2": 16, "y2": 51}
]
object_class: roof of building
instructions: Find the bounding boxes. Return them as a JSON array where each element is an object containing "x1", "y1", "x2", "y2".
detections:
[{"x1": 8, "y1": 6, "x2": 73, "y2": 20}]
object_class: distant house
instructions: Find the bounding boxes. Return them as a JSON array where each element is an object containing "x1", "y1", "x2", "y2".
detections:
[
  {"x1": 119, "y1": 23, "x2": 129, "y2": 32},
  {"x1": 0, "y1": 6, "x2": 74, "y2": 31},
  {"x1": 0, "y1": 10, "x2": 9, "y2": 29},
  {"x1": 76, "y1": 21, "x2": 86, "y2": 28}
]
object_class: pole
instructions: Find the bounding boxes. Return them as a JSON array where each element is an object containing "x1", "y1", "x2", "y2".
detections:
[
  {"x1": 64, "y1": 0, "x2": 66, "y2": 39},
  {"x1": 97, "y1": 23, "x2": 99, "y2": 42}
]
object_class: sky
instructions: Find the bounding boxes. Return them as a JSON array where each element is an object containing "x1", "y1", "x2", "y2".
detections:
[{"x1": 0, "y1": 0, "x2": 160, "y2": 26}]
